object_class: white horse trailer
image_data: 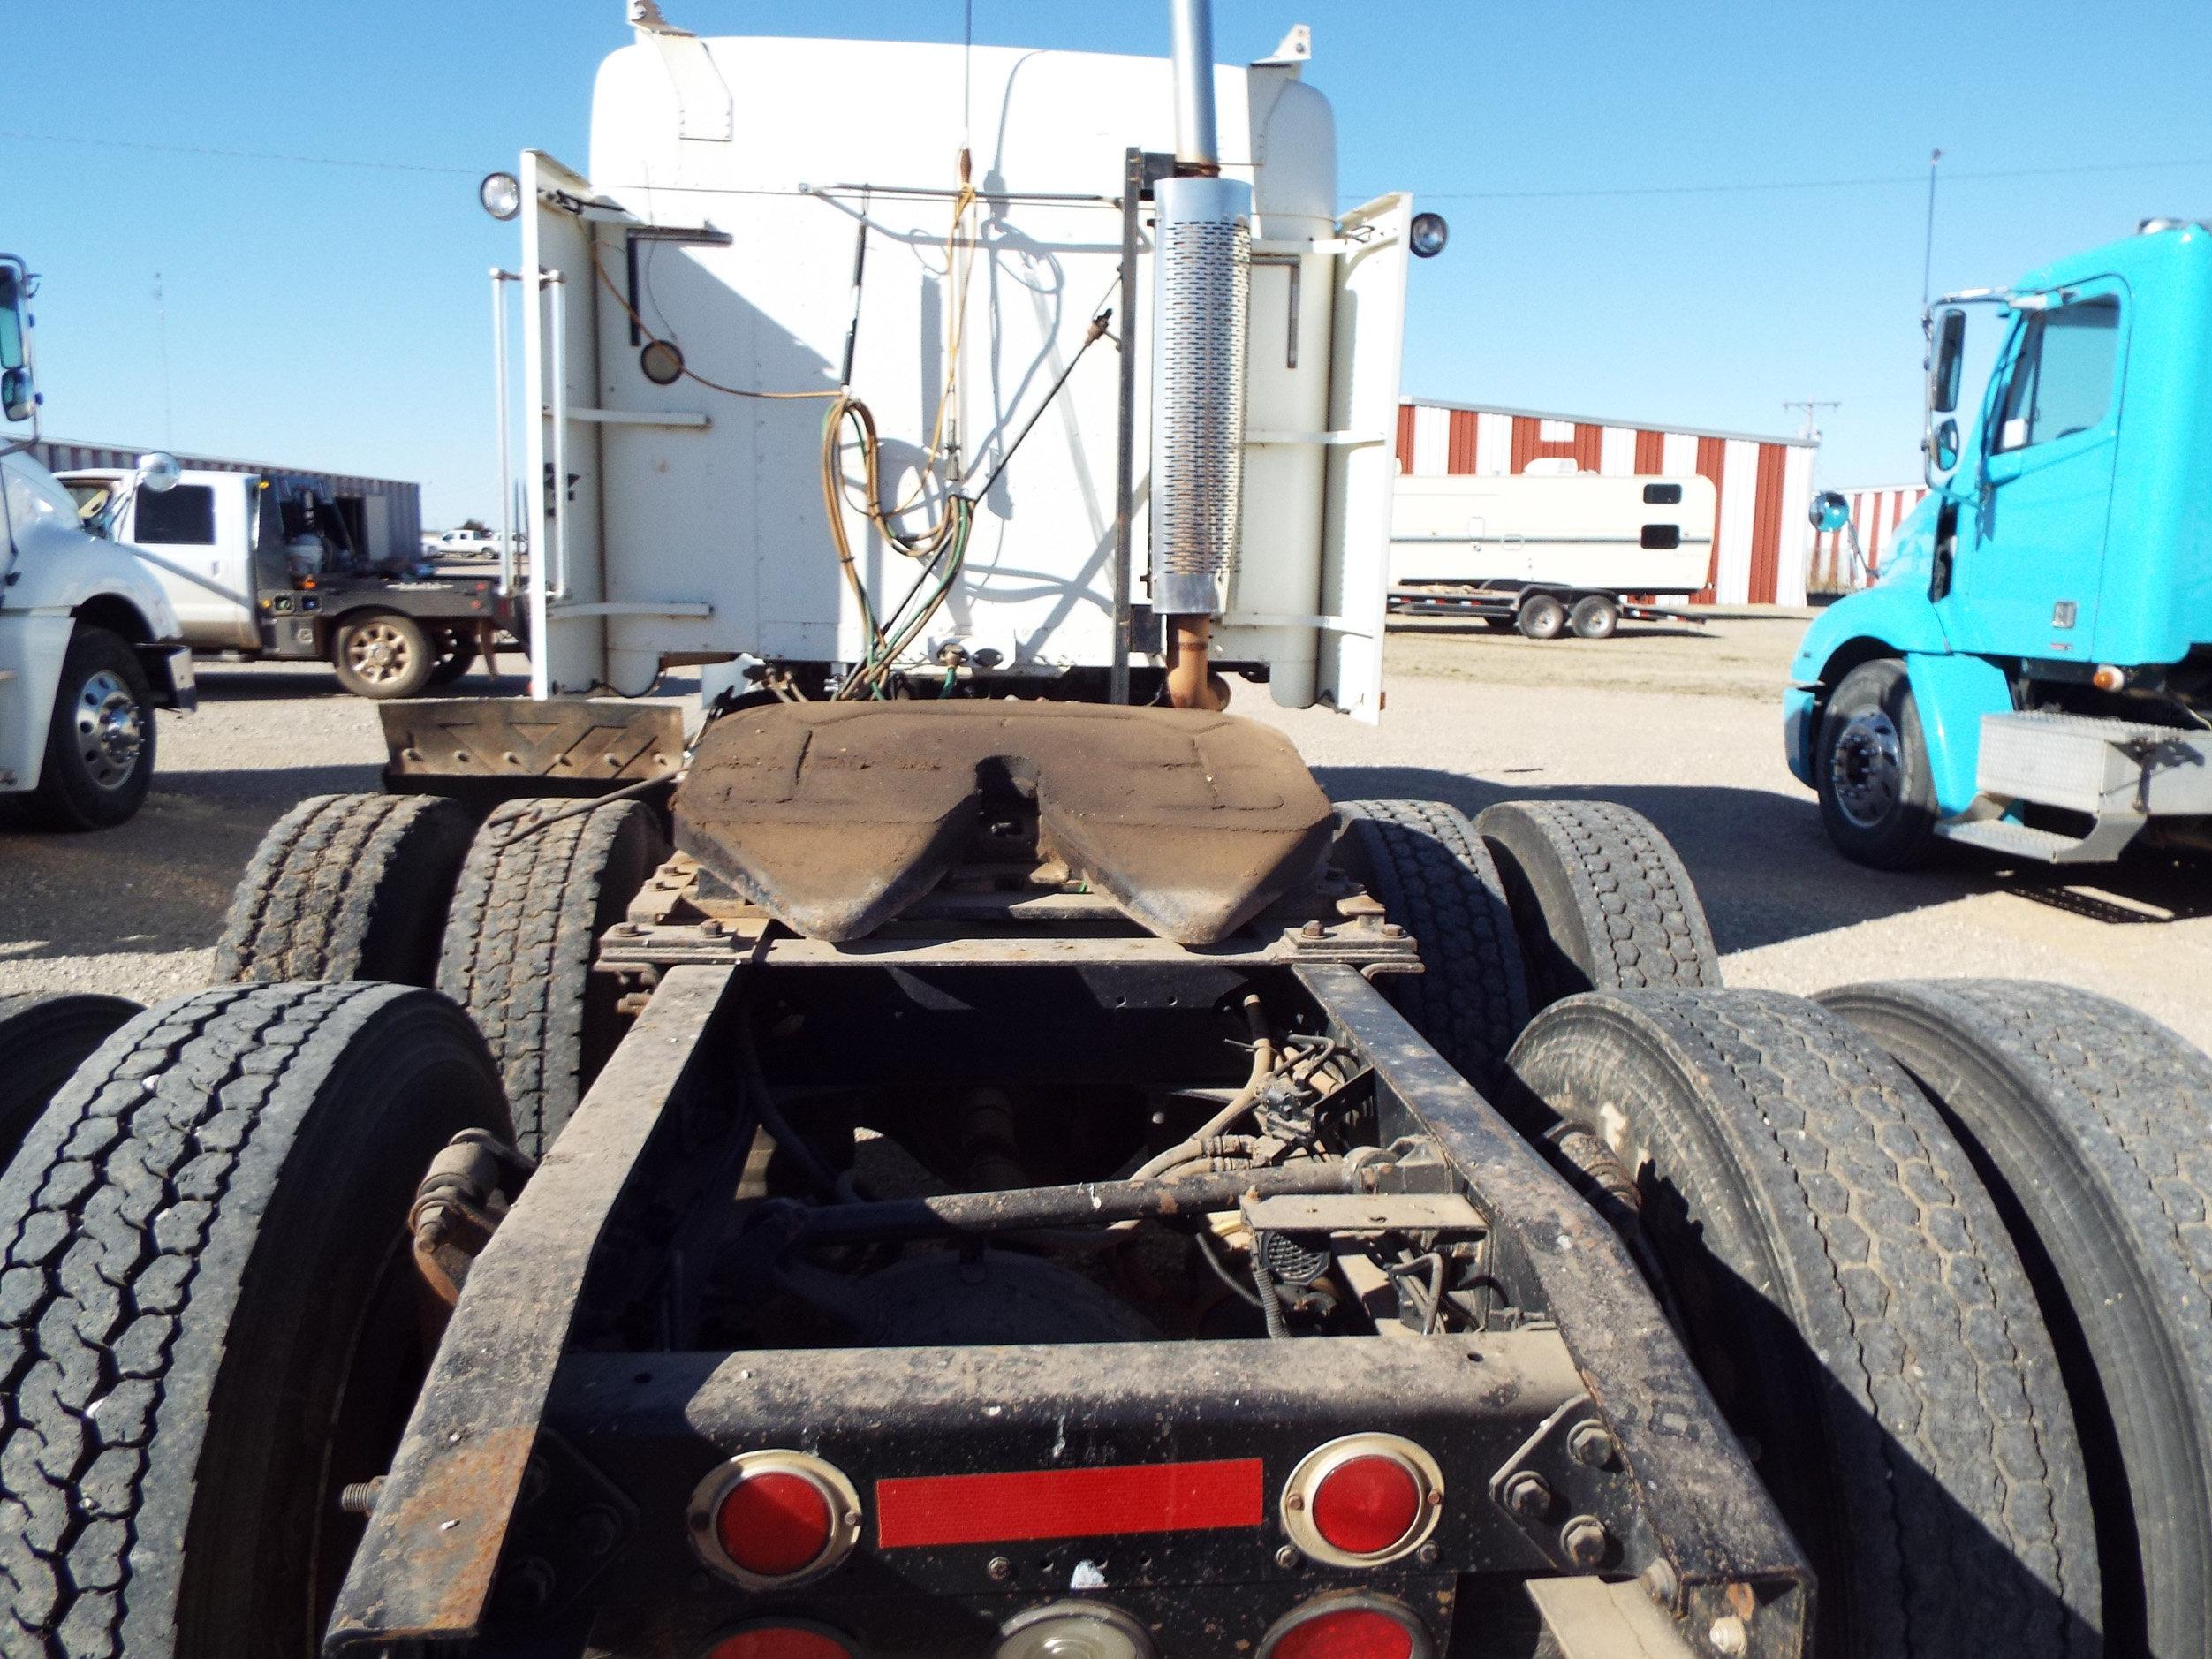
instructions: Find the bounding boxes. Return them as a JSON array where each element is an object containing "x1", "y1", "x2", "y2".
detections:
[{"x1": 1388, "y1": 471, "x2": 1717, "y2": 638}]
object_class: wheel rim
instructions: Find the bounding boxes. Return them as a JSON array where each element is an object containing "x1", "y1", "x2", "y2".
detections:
[
  {"x1": 73, "y1": 670, "x2": 145, "y2": 790},
  {"x1": 347, "y1": 623, "x2": 413, "y2": 685},
  {"x1": 1829, "y1": 710, "x2": 1904, "y2": 828}
]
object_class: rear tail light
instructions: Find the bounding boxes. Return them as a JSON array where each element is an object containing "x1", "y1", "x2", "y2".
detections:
[
  {"x1": 1279, "y1": 1435, "x2": 1443, "y2": 1567},
  {"x1": 1259, "y1": 1594, "x2": 1435, "y2": 1659},
  {"x1": 689, "y1": 1451, "x2": 863, "y2": 1589},
  {"x1": 703, "y1": 1624, "x2": 856, "y2": 1659},
  {"x1": 994, "y1": 1601, "x2": 1156, "y2": 1659}
]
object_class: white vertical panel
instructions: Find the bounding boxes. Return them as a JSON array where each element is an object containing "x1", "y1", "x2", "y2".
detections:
[
  {"x1": 1714, "y1": 439, "x2": 1759, "y2": 604},
  {"x1": 1474, "y1": 411, "x2": 1511, "y2": 475},
  {"x1": 1659, "y1": 430, "x2": 1697, "y2": 476},
  {"x1": 1776, "y1": 444, "x2": 1814, "y2": 606},
  {"x1": 1412, "y1": 404, "x2": 1449, "y2": 477},
  {"x1": 1538, "y1": 418, "x2": 1574, "y2": 442},
  {"x1": 1598, "y1": 426, "x2": 1632, "y2": 476}
]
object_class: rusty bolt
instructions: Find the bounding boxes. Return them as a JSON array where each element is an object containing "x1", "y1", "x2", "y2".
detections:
[
  {"x1": 1642, "y1": 1557, "x2": 1681, "y2": 1609},
  {"x1": 1568, "y1": 1421, "x2": 1618, "y2": 1468},
  {"x1": 1561, "y1": 1515, "x2": 1610, "y2": 1570},
  {"x1": 608, "y1": 921, "x2": 640, "y2": 937},
  {"x1": 337, "y1": 1478, "x2": 384, "y2": 1516},
  {"x1": 1502, "y1": 1470, "x2": 1552, "y2": 1521},
  {"x1": 987, "y1": 1556, "x2": 1014, "y2": 1583},
  {"x1": 697, "y1": 918, "x2": 724, "y2": 937},
  {"x1": 1274, "y1": 1544, "x2": 1299, "y2": 1571}
]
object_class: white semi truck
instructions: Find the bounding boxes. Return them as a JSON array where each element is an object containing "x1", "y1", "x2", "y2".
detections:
[
  {"x1": 1388, "y1": 470, "x2": 1718, "y2": 638},
  {"x1": 0, "y1": 253, "x2": 193, "y2": 828}
]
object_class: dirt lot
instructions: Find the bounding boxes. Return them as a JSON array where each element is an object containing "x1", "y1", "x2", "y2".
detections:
[{"x1": 4, "y1": 616, "x2": 2207, "y2": 1051}]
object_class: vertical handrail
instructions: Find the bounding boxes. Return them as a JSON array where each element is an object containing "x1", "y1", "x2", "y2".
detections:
[
  {"x1": 1110, "y1": 147, "x2": 1143, "y2": 705},
  {"x1": 543, "y1": 269, "x2": 570, "y2": 603},
  {"x1": 489, "y1": 268, "x2": 518, "y2": 596}
]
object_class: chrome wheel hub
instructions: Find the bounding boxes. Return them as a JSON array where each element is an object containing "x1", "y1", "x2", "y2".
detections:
[
  {"x1": 349, "y1": 623, "x2": 411, "y2": 684},
  {"x1": 1830, "y1": 710, "x2": 1903, "y2": 829},
  {"x1": 74, "y1": 670, "x2": 144, "y2": 791}
]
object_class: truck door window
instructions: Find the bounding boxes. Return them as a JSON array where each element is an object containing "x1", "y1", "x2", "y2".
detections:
[
  {"x1": 133, "y1": 481, "x2": 217, "y2": 543},
  {"x1": 1993, "y1": 298, "x2": 2119, "y2": 451}
]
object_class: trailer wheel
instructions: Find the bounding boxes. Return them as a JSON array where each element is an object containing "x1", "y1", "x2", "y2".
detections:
[
  {"x1": 1474, "y1": 799, "x2": 1721, "y2": 1010},
  {"x1": 214, "y1": 792, "x2": 476, "y2": 987},
  {"x1": 1505, "y1": 988, "x2": 2100, "y2": 1659},
  {"x1": 331, "y1": 610, "x2": 436, "y2": 699},
  {"x1": 1568, "y1": 595, "x2": 1618, "y2": 640},
  {"x1": 1333, "y1": 799, "x2": 1531, "y2": 1085},
  {"x1": 437, "y1": 797, "x2": 670, "y2": 1155},
  {"x1": 0, "y1": 991, "x2": 140, "y2": 1168},
  {"x1": 22, "y1": 625, "x2": 157, "y2": 830},
  {"x1": 1819, "y1": 979, "x2": 2212, "y2": 1655},
  {"x1": 1516, "y1": 593, "x2": 1568, "y2": 640},
  {"x1": 0, "y1": 982, "x2": 509, "y2": 1659},
  {"x1": 1814, "y1": 658, "x2": 1938, "y2": 869},
  {"x1": 427, "y1": 625, "x2": 477, "y2": 686}
]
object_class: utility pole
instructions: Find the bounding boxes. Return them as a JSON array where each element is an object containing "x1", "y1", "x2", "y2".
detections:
[
  {"x1": 1784, "y1": 399, "x2": 1839, "y2": 444},
  {"x1": 1921, "y1": 148, "x2": 1943, "y2": 306},
  {"x1": 153, "y1": 271, "x2": 174, "y2": 446}
]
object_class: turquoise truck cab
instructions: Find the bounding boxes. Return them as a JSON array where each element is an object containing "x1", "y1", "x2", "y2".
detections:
[{"x1": 1784, "y1": 218, "x2": 2212, "y2": 867}]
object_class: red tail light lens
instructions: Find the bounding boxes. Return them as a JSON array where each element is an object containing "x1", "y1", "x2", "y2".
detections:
[
  {"x1": 705, "y1": 1625, "x2": 854, "y2": 1659},
  {"x1": 1260, "y1": 1595, "x2": 1432, "y2": 1659},
  {"x1": 1279, "y1": 1435, "x2": 1443, "y2": 1567},
  {"x1": 689, "y1": 1451, "x2": 863, "y2": 1589}
]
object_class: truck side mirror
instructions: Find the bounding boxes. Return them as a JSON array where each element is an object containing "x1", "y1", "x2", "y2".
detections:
[
  {"x1": 0, "y1": 367, "x2": 30, "y2": 423},
  {"x1": 135, "y1": 451, "x2": 182, "y2": 494},
  {"x1": 1928, "y1": 308, "x2": 1966, "y2": 413},
  {"x1": 0, "y1": 261, "x2": 33, "y2": 421},
  {"x1": 1809, "y1": 491, "x2": 1850, "y2": 534}
]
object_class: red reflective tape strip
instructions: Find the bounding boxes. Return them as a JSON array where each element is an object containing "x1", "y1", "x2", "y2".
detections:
[{"x1": 874, "y1": 1458, "x2": 1265, "y2": 1549}]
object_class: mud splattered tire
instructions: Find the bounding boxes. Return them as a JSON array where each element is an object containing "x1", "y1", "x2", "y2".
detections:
[
  {"x1": 0, "y1": 994, "x2": 140, "y2": 1169},
  {"x1": 213, "y1": 792, "x2": 476, "y2": 987},
  {"x1": 0, "y1": 982, "x2": 509, "y2": 1659},
  {"x1": 1475, "y1": 799, "x2": 1722, "y2": 1009},
  {"x1": 1505, "y1": 988, "x2": 2100, "y2": 1659},
  {"x1": 436, "y1": 798, "x2": 669, "y2": 1155},
  {"x1": 1821, "y1": 979, "x2": 2212, "y2": 1655},
  {"x1": 1333, "y1": 799, "x2": 1530, "y2": 1086}
]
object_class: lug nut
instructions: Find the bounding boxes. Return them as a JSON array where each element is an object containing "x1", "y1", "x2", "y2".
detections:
[
  {"x1": 1568, "y1": 1421, "x2": 1618, "y2": 1468},
  {"x1": 1503, "y1": 1470, "x2": 1553, "y2": 1520},
  {"x1": 1561, "y1": 1515, "x2": 1610, "y2": 1569}
]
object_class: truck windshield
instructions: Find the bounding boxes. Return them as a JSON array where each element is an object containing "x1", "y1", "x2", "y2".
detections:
[{"x1": 1996, "y1": 298, "x2": 2119, "y2": 450}]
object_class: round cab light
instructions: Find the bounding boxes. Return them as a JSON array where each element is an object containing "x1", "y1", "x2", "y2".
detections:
[
  {"x1": 480, "y1": 170, "x2": 523, "y2": 221},
  {"x1": 703, "y1": 1624, "x2": 855, "y2": 1659},
  {"x1": 1280, "y1": 1434, "x2": 1443, "y2": 1568},
  {"x1": 994, "y1": 1601, "x2": 1156, "y2": 1659},
  {"x1": 689, "y1": 1451, "x2": 863, "y2": 1590},
  {"x1": 1260, "y1": 1594, "x2": 1434, "y2": 1659},
  {"x1": 1408, "y1": 212, "x2": 1450, "y2": 259}
]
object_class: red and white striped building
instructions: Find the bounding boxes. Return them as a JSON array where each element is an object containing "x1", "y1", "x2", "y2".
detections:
[
  {"x1": 1393, "y1": 398, "x2": 1819, "y2": 606},
  {"x1": 1807, "y1": 483, "x2": 1929, "y2": 595}
]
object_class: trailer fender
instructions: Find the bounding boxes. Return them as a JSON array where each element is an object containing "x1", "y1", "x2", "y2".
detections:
[{"x1": 1901, "y1": 650, "x2": 2013, "y2": 818}]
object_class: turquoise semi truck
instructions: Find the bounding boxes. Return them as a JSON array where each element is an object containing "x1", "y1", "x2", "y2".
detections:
[{"x1": 1786, "y1": 218, "x2": 2212, "y2": 867}]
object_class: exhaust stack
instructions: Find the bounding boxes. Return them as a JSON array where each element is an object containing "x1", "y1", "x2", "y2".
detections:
[{"x1": 1152, "y1": 0, "x2": 1250, "y2": 709}]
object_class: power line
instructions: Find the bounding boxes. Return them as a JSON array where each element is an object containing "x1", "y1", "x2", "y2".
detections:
[
  {"x1": 0, "y1": 129, "x2": 474, "y2": 177},
  {"x1": 1381, "y1": 153, "x2": 2212, "y2": 203}
]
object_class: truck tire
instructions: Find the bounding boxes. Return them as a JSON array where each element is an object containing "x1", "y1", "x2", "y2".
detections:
[
  {"x1": 22, "y1": 626, "x2": 156, "y2": 831},
  {"x1": 1333, "y1": 799, "x2": 1531, "y2": 1086},
  {"x1": 1504, "y1": 989, "x2": 2100, "y2": 1659},
  {"x1": 1568, "y1": 595, "x2": 1618, "y2": 640},
  {"x1": 0, "y1": 993, "x2": 140, "y2": 1168},
  {"x1": 0, "y1": 982, "x2": 510, "y2": 1659},
  {"x1": 427, "y1": 625, "x2": 476, "y2": 686},
  {"x1": 1819, "y1": 979, "x2": 2212, "y2": 1655},
  {"x1": 1815, "y1": 658, "x2": 1938, "y2": 869},
  {"x1": 437, "y1": 798, "x2": 669, "y2": 1155},
  {"x1": 1474, "y1": 799, "x2": 1721, "y2": 1010},
  {"x1": 330, "y1": 610, "x2": 435, "y2": 700},
  {"x1": 1515, "y1": 593, "x2": 1567, "y2": 640},
  {"x1": 213, "y1": 792, "x2": 476, "y2": 987}
]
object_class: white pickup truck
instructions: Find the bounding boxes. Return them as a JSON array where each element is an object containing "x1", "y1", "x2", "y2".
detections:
[{"x1": 0, "y1": 253, "x2": 193, "y2": 830}]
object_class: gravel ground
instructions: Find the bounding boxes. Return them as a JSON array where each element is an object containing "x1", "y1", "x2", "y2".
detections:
[{"x1": 4, "y1": 617, "x2": 2207, "y2": 1053}]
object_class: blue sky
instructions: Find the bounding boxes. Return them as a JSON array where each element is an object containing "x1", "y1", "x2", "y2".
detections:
[{"x1": 7, "y1": 1, "x2": 2208, "y2": 523}]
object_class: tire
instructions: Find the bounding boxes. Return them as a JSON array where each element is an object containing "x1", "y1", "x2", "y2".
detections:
[
  {"x1": 437, "y1": 798, "x2": 669, "y2": 1155},
  {"x1": 1332, "y1": 799, "x2": 1531, "y2": 1086},
  {"x1": 1504, "y1": 989, "x2": 2101, "y2": 1659},
  {"x1": 1820, "y1": 979, "x2": 2212, "y2": 1655},
  {"x1": 426, "y1": 626, "x2": 476, "y2": 687},
  {"x1": 0, "y1": 982, "x2": 510, "y2": 1659},
  {"x1": 1474, "y1": 799, "x2": 1722, "y2": 1011},
  {"x1": 0, "y1": 994, "x2": 140, "y2": 1169},
  {"x1": 1515, "y1": 593, "x2": 1567, "y2": 640},
  {"x1": 22, "y1": 627, "x2": 156, "y2": 832},
  {"x1": 213, "y1": 792, "x2": 476, "y2": 988},
  {"x1": 330, "y1": 610, "x2": 435, "y2": 700},
  {"x1": 1568, "y1": 595, "x2": 1618, "y2": 640},
  {"x1": 1815, "y1": 659, "x2": 1938, "y2": 870}
]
